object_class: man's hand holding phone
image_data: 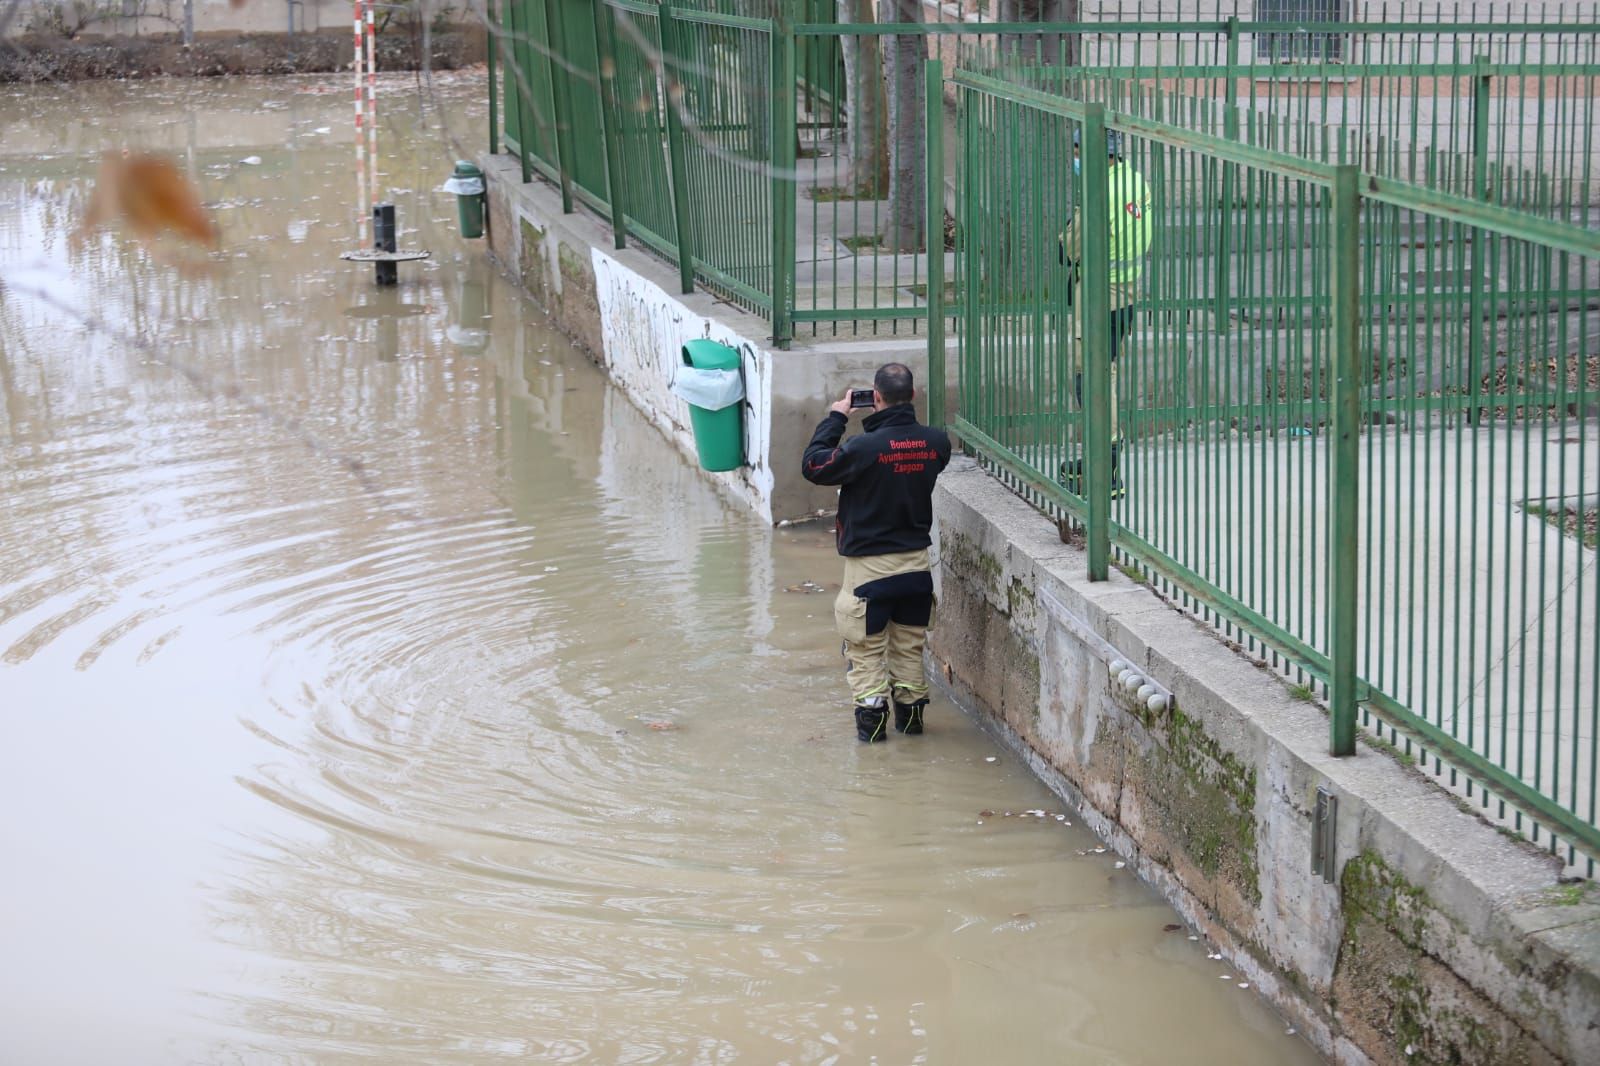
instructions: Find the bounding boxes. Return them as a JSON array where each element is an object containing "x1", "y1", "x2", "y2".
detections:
[{"x1": 830, "y1": 387, "x2": 877, "y2": 417}]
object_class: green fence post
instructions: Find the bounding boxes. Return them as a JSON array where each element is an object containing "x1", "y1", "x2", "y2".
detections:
[
  {"x1": 1082, "y1": 104, "x2": 1112, "y2": 582},
  {"x1": 659, "y1": 2, "x2": 696, "y2": 295},
  {"x1": 1467, "y1": 54, "x2": 1492, "y2": 425},
  {"x1": 1329, "y1": 164, "x2": 1361, "y2": 757},
  {"x1": 926, "y1": 58, "x2": 946, "y2": 427},
  {"x1": 511, "y1": 0, "x2": 535, "y2": 184},
  {"x1": 1214, "y1": 15, "x2": 1239, "y2": 336},
  {"x1": 960, "y1": 87, "x2": 979, "y2": 433},
  {"x1": 593, "y1": 0, "x2": 627, "y2": 249},
  {"x1": 543, "y1": 0, "x2": 576, "y2": 213},
  {"x1": 770, "y1": 14, "x2": 798, "y2": 349},
  {"x1": 488, "y1": 0, "x2": 499, "y2": 157}
]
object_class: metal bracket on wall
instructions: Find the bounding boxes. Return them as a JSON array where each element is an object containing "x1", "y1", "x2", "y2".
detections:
[
  {"x1": 1312, "y1": 786, "x2": 1338, "y2": 883},
  {"x1": 1038, "y1": 587, "x2": 1174, "y2": 712}
]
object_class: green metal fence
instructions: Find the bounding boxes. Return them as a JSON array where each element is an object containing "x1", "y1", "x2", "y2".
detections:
[
  {"x1": 491, "y1": 3, "x2": 1600, "y2": 349},
  {"x1": 944, "y1": 59, "x2": 1600, "y2": 873}
]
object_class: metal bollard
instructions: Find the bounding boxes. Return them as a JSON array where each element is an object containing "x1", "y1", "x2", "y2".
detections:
[{"x1": 373, "y1": 202, "x2": 397, "y2": 286}]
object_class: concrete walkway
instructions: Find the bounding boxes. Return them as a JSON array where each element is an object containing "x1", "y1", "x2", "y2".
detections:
[{"x1": 1113, "y1": 421, "x2": 1599, "y2": 853}]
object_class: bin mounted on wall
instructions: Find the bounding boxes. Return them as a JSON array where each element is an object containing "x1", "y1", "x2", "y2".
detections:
[
  {"x1": 671, "y1": 340, "x2": 745, "y2": 472},
  {"x1": 443, "y1": 161, "x2": 486, "y2": 239}
]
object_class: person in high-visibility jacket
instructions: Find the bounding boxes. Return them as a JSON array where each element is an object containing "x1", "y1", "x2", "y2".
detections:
[{"x1": 1057, "y1": 129, "x2": 1154, "y2": 497}]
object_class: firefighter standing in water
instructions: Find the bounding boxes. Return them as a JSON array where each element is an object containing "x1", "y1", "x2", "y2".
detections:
[
  {"x1": 1058, "y1": 128, "x2": 1154, "y2": 497},
  {"x1": 801, "y1": 363, "x2": 952, "y2": 742}
]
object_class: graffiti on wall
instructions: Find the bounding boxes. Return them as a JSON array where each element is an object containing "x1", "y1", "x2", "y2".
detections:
[{"x1": 589, "y1": 249, "x2": 775, "y2": 523}]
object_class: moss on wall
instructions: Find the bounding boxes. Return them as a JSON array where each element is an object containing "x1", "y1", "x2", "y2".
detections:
[
  {"x1": 942, "y1": 529, "x2": 1003, "y2": 605},
  {"x1": 1127, "y1": 704, "x2": 1262, "y2": 906},
  {"x1": 518, "y1": 218, "x2": 549, "y2": 304},
  {"x1": 1331, "y1": 850, "x2": 1558, "y2": 1066}
]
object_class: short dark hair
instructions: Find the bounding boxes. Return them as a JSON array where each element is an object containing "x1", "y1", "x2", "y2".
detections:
[{"x1": 874, "y1": 363, "x2": 914, "y2": 405}]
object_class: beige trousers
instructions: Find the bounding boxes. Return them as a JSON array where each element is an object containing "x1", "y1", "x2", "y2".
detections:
[
  {"x1": 1070, "y1": 279, "x2": 1133, "y2": 441},
  {"x1": 833, "y1": 549, "x2": 935, "y2": 706}
]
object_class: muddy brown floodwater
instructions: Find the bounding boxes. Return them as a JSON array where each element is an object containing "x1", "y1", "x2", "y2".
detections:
[{"x1": 0, "y1": 74, "x2": 1321, "y2": 1064}]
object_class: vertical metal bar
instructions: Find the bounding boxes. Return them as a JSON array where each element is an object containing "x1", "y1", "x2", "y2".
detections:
[
  {"x1": 1329, "y1": 164, "x2": 1361, "y2": 757},
  {"x1": 926, "y1": 58, "x2": 946, "y2": 429},
  {"x1": 660, "y1": 3, "x2": 696, "y2": 295},
  {"x1": 510, "y1": 0, "x2": 534, "y2": 185},
  {"x1": 962, "y1": 85, "x2": 980, "y2": 433},
  {"x1": 770, "y1": 15, "x2": 798, "y2": 349},
  {"x1": 593, "y1": 0, "x2": 627, "y2": 249},
  {"x1": 1083, "y1": 103, "x2": 1112, "y2": 581},
  {"x1": 543, "y1": 0, "x2": 575, "y2": 213},
  {"x1": 488, "y1": 0, "x2": 499, "y2": 158},
  {"x1": 1467, "y1": 53, "x2": 1491, "y2": 424},
  {"x1": 1215, "y1": 14, "x2": 1239, "y2": 336}
]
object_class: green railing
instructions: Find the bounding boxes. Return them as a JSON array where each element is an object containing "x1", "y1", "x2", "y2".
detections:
[
  {"x1": 944, "y1": 59, "x2": 1600, "y2": 874},
  {"x1": 491, "y1": 4, "x2": 1600, "y2": 348}
]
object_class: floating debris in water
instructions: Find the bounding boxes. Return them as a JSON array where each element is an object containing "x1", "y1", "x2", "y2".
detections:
[
  {"x1": 782, "y1": 580, "x2": 826, "y2": 594},
  {"x1": 984, "y1": 757, "x2": 997, "y2": 763}
]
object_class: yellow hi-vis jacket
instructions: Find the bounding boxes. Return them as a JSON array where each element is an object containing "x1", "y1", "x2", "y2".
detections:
[{"x1": 1059, "y1": 162, "x2": 1155, "y2": 311}]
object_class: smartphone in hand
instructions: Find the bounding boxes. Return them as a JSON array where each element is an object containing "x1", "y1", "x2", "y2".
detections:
[{"x1": 849, "y1": 388, "x2": 876, "y2": 409}]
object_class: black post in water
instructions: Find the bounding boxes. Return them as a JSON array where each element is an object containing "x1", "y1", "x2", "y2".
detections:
[{"x1": 373, "y1": 203, "x2": 397, "y2": 286}]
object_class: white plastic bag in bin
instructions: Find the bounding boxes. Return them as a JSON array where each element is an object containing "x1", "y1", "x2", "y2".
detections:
[
  {"x1": 441, "y1": 175, "x2": 485, "y2": 195},
  {"x1": 670, "y1": 367, "x2": 745, "y2": 411}
]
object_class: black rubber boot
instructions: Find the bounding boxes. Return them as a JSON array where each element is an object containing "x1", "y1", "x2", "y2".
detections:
[
  {"x1": 855, "y1": 703, "x2": 888, "y2": 743},
  {"x1": 893, "y1": 698, "x2": 928, "y2": 735},
  {"x1": 1058, "y1": 440, "x2": 1124, "y2": 498}
]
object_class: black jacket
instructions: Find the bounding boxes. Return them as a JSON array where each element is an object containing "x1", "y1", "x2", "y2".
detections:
[{"x1": 801, "y1": 404, "x2": 952, "y2": 557}]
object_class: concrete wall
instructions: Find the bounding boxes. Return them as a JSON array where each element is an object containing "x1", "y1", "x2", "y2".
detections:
[
  {"x1": 928, "y1": 458, "x2": 1600, "y2": 1066},
  {"x1": 481, "y1": 153, "x2": 954, "y2": 525}
]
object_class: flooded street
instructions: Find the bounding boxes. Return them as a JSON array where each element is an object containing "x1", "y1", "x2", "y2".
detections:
[{"x1": 0, "y1": 75, "x2": 1317, "y2": 1064}]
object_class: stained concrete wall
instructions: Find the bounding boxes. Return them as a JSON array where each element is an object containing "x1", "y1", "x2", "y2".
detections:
[
  {"x1": 480, "y1": 152, "x2": 953, "y2": 524},
  {"x1": 929, "y1": 458, "x2": 1600, "y2": 1066}
]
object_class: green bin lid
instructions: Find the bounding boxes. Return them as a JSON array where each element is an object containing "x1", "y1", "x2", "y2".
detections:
[
  {"x1": 682, "y1": 338, "x2": 740, "y2": 371},
  {"x1": 454, "y1": 160, "x2": 484, "y2": 178}
]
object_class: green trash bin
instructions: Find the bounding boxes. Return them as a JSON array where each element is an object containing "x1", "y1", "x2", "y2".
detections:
[
  {"x1": 678, "y1": 339, "x2": 745, "y2": 472},
  {"x1": 447, "y1": 160, "x2": 486, "y2": 239}
]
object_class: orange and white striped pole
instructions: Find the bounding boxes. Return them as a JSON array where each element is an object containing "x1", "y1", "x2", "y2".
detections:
[
  {"x1": 366, "y1": 3, "x2": 377, "y2": 228},
  {"x1": 354, "y1": 1, "x2": 368, "y2": 244}
]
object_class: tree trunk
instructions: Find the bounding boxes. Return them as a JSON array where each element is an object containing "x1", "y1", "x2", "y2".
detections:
[
  {"x1": 992, "y1": 0, "x2": 1079, "y2": 284},
  {"x1": 837, "y1": 0, "x2": 888, "y2": 197},
  {"x1": 997, "y1": 0, "x2": 1078, "y2": 69},
  {"x1": 879, "y1": 0, "x2": 925, "y2": 252}
]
